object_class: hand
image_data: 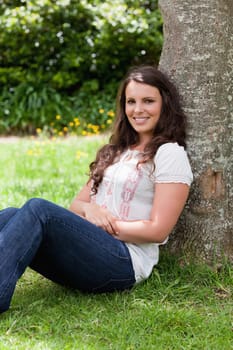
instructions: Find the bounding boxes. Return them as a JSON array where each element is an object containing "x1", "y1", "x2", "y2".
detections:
[{"x1": 83, "y1": 202, "x2": 118, "y2": 235}]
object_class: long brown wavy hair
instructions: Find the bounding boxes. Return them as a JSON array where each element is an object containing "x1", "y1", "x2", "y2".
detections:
[{"x1": 89, "y1": 65, "x2": 187, "y2": 194}]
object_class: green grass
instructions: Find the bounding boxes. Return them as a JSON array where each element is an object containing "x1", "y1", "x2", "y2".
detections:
[{"x1": 0, "y1": 136, "x2": 232, "y2": 350}]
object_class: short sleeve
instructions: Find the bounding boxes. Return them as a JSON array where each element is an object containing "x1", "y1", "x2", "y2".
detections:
[{"x1": 153, "y1": 143, "x2": 193, "y2": 185}]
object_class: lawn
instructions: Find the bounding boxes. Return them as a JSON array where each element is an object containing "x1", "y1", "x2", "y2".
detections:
[{"x1": 0, "y1": 136, "x2": 232, "y2": 350}]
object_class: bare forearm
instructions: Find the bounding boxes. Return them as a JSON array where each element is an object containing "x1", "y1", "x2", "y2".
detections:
[
  {"x1": 114, "y1": 219, "x2": 172, "y2": 244},
  {"x1": 69, "y1": 200, "x2": 173, "y2": 244},
  {"x1": 114, "y1": 184, "x2": 189, "y2": 244}
]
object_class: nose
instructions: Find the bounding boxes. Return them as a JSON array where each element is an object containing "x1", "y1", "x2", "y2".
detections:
[{"x1": 134, "y1": 102, "x2": 144, "y2": 113}]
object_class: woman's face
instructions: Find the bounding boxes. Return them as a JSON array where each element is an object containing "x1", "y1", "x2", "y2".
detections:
[{"x1": 125, "y1": 80, "x2": 162, "y2": 142}]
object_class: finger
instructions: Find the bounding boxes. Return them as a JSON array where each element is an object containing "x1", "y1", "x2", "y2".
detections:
[
  {"x1": 102, "y1": 222, "x2": 114, "y2": 234},
  {"x1": 107, "y1": 217, "x2": 118, "y2": 234},
  {"x1": 107, "y1": 221, "x2": 117, "y2": 235}
]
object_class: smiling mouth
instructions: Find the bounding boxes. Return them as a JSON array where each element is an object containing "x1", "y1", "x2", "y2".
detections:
[{"x1": 133, "y1": 117, "x2": 149, "y2": 124}]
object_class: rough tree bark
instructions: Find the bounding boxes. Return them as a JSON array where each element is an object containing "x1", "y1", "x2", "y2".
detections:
[{"x1": 158, "y1": 0, "x2": 233, "y2": 262}]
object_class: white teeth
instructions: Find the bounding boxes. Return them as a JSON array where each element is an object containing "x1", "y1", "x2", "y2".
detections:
[
  {"x1": 133, "y1": 117, "x2": 149, "y2": 125},
  {"x1": 134, "y1": 117, "x2": 148, "y2": 120}
]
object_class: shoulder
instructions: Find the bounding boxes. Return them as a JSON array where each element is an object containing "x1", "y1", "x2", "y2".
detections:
[
  {"x1": 156, "y1": 142, "x2": 186, "y2": 157},
  {"x1": 155, "y1": 142, "x2": 189, "y2": 165},
  {"x1": 153, "y1": 142, "x2": 193, "y2": 185}
]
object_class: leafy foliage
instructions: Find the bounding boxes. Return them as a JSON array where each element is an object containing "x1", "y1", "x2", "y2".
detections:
[{"x1": 0, "y1": 0, "x2": 163, "y2": 134}]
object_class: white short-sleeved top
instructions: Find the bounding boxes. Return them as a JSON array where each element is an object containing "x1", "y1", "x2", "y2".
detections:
[{"x1": 92, "y1": 142, "x2": 193, "y2": 283}]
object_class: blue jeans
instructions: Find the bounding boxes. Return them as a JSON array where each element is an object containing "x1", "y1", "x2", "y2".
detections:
[{"x1": 0, "y1": 198, "x2": 136, "y2": 313}]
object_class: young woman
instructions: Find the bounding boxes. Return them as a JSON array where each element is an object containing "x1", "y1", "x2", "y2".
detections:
[{"x1": 0, "y1": 65, "x2": 193, "y2": 313}]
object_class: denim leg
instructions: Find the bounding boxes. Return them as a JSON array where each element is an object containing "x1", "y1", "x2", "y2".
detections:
[
  {"x1": 29, "y1": 199, "x2": 136, "y2": 293},
  {"x1": 0, "y1": 198, "x2": 135, "y2": 313},
  {"x1": 0, "y1": 202, "x2": 44, "y2": 312},
  {"x1": 0, "y1": 207, "x2": 19, "y2": 230}
]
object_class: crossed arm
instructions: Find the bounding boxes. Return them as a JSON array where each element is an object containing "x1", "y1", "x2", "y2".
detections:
[{"x1": 69, "y1": 181, "x2": 190, "y2": 244}]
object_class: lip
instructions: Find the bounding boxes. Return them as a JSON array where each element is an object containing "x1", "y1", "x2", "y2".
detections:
[{"x1": 133, "y1": 117, "x2": 149, "y2": 125}]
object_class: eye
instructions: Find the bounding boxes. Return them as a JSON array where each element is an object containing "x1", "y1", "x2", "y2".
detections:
[
  {"x1": 144, "y1": 98, "x2": 155, "y2": 104},
  {"x1": 126, "y1": 98, "x2": 135, "y2": 105}
]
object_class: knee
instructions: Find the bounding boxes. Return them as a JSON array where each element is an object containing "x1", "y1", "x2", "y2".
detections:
[
  {"x1": 25, "y1": 197, "x2": 47, "y2": 208},
  {"x1": 23, "y1": 198, "x2": 51, "y2": 215}
]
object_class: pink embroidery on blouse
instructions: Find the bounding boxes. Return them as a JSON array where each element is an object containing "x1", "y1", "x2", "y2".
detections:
[
  {"x1": 99, "y1": 179, "x2": 111, "y2": 209},
  {"x1": 119, "y1": 167, "x2": 143, "y2": 219}
]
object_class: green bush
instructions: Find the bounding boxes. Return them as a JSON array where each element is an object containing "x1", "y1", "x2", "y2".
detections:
[
  {"x1": 88, "y1": 0, "x2": 163, "y2": 84},
  {"x1": 0, "y1": 84, "x2": 73, "y2": 134},
  {"x1": 0, "y1": 0, "x2": 94, "y2": 88},
  {"x1": 0, "y1": 0, "x2": 163, "y2": 134}
]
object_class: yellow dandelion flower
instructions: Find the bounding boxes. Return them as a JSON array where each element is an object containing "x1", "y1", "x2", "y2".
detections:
[
  {"x1": 63, "y1": 127, "x2": 68, "y2": 132},
  {"x1": 56, "y1": 115, "x2": 61, "y2": 120},
  {"x1": 69, "y1": 122, "x2": 74, "y2": 127},
  {"x1": 99, "y1": 108, "x2": 105, "y2": 114},
  {"x1": 58, "y1": 131, "x2": 64, "y2": 137},
  {"x1": 91, "y1": 125, "x2": 100, "y2": 134},
  {"x1": 107, "y1": 110, "x2": 115, "y2": 117},
  {"x1": 82, "y1": 130, "x2": 87, "y2": 136},
  {"x1": 106, "y1": 119, "x2": 113, "y2": 124},
  {"x1": 36, "y1": 128, "x2": 42, "y2": 134}
]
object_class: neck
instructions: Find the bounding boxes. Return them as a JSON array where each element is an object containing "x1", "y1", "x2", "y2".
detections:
[{"x1": 131, "y1": 137, "x2": 151, "y2": 151}]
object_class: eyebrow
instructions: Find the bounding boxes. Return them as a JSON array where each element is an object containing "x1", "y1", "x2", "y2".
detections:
[{"x1": 126, "y1": 95, "x2": 156, "y2": 98}]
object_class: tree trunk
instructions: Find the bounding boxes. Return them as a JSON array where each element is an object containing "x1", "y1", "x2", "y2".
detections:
[{"x1": 158, "y1": 0, "x2": 233, "y2": 263}]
